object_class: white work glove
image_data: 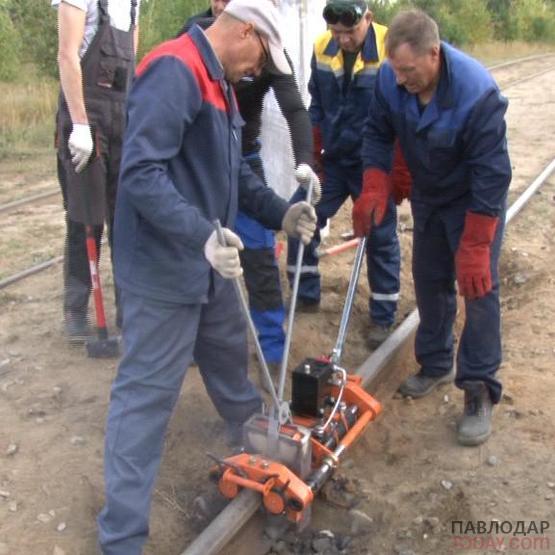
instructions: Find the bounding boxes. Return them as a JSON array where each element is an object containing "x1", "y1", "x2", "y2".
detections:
[
  {"x1": 203, "y1": 228, "x2": 244, "y2": 279},
  {"x1": 295, "y1": 163, "x2": 322, "y2": 205},
  {"x1": 282, "y1": 201, "x2": 317, "y2": 245},
  {"x1": 68, "y1": 123, "x2": 94, "y2": 173}
]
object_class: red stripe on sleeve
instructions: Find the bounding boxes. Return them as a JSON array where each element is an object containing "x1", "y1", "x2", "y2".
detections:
[{"x1": 136, "y1": 35, "x2": 227, "y2": 112}]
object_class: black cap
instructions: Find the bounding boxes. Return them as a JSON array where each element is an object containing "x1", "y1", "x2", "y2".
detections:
[{"x1": 326, "y1": 0, "x2": 367, "y2": 8}]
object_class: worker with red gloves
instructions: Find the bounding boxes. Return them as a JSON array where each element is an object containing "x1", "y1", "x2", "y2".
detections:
[
  {"x1": 287, "y1": 0, "x2": 401, "y2": 349},
  {"x1": 358, "y1": 9, "x2": 511, "y2": 446}
]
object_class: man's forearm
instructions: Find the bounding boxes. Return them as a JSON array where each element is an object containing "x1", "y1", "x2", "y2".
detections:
[
  {"x1": 58, "y1": 51, "x2": 88, "y2": 124},
  {"x1": 134, "y1": 25, "x2": 140, "y2": 55}
]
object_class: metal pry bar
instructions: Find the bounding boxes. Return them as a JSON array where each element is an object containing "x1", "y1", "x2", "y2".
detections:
[
  {"x1": 330, "y1": 236, "x2": 367, "y2": 366},
  {"x1": 213, "y1": 220, "x2": 283, "y2": 412},
  {"x1": 276, "y1": 164, "x2": 318, "y2": 402}
]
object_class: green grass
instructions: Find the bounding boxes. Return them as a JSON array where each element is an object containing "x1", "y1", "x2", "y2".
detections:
[{"x1": 0, "y1": 66, "x2": 58, "y2": 197}]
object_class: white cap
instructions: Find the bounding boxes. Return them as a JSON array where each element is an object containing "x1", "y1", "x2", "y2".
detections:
[{"x1": 224, "y1": 0, "x2": 291, "y2": 75}]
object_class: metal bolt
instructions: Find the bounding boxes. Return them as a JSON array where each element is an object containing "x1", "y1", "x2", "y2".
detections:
[
  {"x1": 261, "y1": 460, "x2": 269, "y2": 469},
  {"x1": 248, "y1": 456, "x2": 257, "y2": 465}
]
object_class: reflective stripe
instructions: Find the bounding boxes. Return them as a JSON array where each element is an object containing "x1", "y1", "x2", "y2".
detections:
[
  {"x1": 287, "y1": 265, "x2": 320, "y2": 275},
  {"x1": 372, "y1": 292, "x2": 399, "y2": 301}
]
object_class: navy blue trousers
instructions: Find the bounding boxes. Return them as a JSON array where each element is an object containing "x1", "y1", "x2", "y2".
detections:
[
  {"x1": 412, "y1": 203, "x2": 505, "y2": 403},
  {"x1": 97, "y1": 279, "x2": 261, "y2": 554},
  {"x1": 287, "y1": 161, "x2": 400, "y2": 326},
  {"x1": 235, "y1": 154, "x2": 285, "y2": 364}
]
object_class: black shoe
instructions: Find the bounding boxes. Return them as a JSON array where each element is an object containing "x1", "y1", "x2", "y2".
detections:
[
  {"x1": 398, "y1": 368, "x2": 455, "y2": 398},
  {"x1": 294, "y1": 298, "x2": 320, "y2": 314},
  {"x1": 224, "y1": 420, "x2": 245, "y2": 451},
  {"x1": 457, "y1": 382, "x2": 493, "y2": 446},
  {"x1": 64, "y1": 314, "x2": 94, "y2": 345},
  {"x1": 367, "y1": 323, "x2": 393, "y2": 349}
]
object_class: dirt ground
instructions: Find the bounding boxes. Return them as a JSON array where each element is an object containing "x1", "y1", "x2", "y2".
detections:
[{"x1": 0, "y1": 58, "x2": 554, "y2": 555}]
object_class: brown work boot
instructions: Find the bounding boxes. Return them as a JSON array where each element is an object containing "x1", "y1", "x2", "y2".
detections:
[{"x1": 457, "y1": 381, "x2": 493, "y2": 446}]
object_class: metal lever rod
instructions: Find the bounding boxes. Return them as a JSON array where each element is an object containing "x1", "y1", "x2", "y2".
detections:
[
  {"x1": 214, "y1": 221, "x2": 281, "y2": 409},
  {"x1": 331, "y1": 236, "x2": 367, "y2": 366},
  {"x1": 276, "y1": 165, "x2": 316, "y2": 402}
]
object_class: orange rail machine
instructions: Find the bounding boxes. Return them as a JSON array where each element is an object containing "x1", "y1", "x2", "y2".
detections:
[{"x1": 210, "y1": 227, "x2": 382, "y2": 529}]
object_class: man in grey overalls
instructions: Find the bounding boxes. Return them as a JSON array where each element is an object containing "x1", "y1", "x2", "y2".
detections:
[{"x1": 54, "y1": 0, "x2": 139, "y2": 341}]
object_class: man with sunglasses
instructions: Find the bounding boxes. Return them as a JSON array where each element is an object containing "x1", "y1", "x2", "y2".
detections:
[
  {"x1": 97, "y1": 1, "x2": 317, "y2": 552},
  {"x1": 178, "y1": 1, "x2": 314, "y2": 383},
  {"x1": 287, "y1": 0, "x2": 403, "y2": 349}
]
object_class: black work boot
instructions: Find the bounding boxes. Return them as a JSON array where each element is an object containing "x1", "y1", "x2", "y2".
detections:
[
  {"x1": 398, "y1": 368, "x2": 455, "y2": 398},
  {"x1": 367, "y1": 323, "x2": 393, "y2": 350},
  {"x1": 290, "y1": 297, "x2": 320, "y2": 314},
  {"x1": 457, "y1": 381, "x2": 493, "y2": 446},
  {"x1": 224, "y1": 420, "x2": 246, "y2": 454},
  {"x1": 64, "y1": 313, "x2": 94, "y2": 345}
]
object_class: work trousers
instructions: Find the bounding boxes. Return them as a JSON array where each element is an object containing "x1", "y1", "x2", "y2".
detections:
[
  {"x1": 97, "y1": 279, "x2": 261, "y2": 554},
  {"x1": 412, "y1": 203, "x2": 505, "y2": 403},
  {"x1": 287, "y1": 160, "x2": 400, "y2": 326},
  {"x1": 235, "y1": 154, "x2": 286, "y2": 364},
  {"x1": 56, "y1": 96, "x2": 125, "y2": 325}
]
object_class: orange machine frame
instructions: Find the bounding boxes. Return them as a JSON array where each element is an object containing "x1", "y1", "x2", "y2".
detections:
[{"x1": 212, "y1": 372, "x2": 382, "y2": 524}]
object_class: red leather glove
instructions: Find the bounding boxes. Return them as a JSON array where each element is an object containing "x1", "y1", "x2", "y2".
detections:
[
  {"x1": 455, "y1": 212, "x2": 499, "y2": 300},
  {"x1": 352, "y1": 168, "x2": 391, "y2": 238},
  {"x1": 391, "y1": 141, "x2": 412, "y2": 205},
  {"x1": 312, "y1": 126, "x2": 324, "y2": 182}
]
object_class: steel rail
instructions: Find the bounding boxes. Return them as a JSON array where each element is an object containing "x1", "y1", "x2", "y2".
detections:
[
  {"x1": 0, "y1": 256, "x2": 63, "y2": 290},
  {"x1": 181, "y1": 158, "x2": 555, "y2": 555},
  {"x1": 0, "y1": 189, "x2": 59, "y2": 215},
  {"x1": 487, "y1": 52, "x2": 555, "y2": 71},
  {"x1": 502, "y1": 65, "x2": 555, "y2": 90}
]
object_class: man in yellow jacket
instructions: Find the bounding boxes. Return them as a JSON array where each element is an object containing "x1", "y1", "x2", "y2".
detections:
[{"x1": 287, "y1": 0, "x2": 403, "y2": 349}]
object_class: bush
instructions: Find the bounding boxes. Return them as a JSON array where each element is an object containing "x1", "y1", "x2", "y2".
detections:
[
  {"x1": 8, "y1": 0, "x2": 58, "y2": 78},
  {"x1": 0, "y1": 7, "x2": 21, "y2": 81},
  {"x1": 138, "y1": 0, "x2": 208, "y2": 60}
]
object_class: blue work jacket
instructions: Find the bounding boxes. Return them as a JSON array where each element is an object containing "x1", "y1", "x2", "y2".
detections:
[
  {"x1": 363, "y1": 42, "x2": 511, "y2": 225},
  {"x1": 114, "y1": 26, "x2": 289, "y2": 303},
  {"x1": 308, "y1": 23, "x2": 388, "y2": 165}
]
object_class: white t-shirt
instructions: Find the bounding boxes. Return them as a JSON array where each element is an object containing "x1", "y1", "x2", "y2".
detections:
[{"x1": 52, "y1": 0, "x2": 141, "y2": 58}]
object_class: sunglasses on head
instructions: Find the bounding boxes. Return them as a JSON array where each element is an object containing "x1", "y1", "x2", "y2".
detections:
[{"x1": 323, "y1": 3, "x2": 365, "y2": 27}]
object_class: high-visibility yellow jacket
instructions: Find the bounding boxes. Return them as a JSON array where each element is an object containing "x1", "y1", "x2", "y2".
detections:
[{"x1": 308, "y1": 22, "x2": 388, "y2": 165}]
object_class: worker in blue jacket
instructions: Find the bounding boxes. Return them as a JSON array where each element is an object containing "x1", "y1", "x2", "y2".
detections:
[
  {"x1": 357, "y1": 9, "x2": 511, "y2": 447},
  {"x1": 287, "y1": 0, "x2": 402, "y2": 349},
  {"x1": 96, "y1": 2, "x2": 317, "y2": 553},
  {"x1": 178, "y1": 8, "x2": 314, "y2": 382}
]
